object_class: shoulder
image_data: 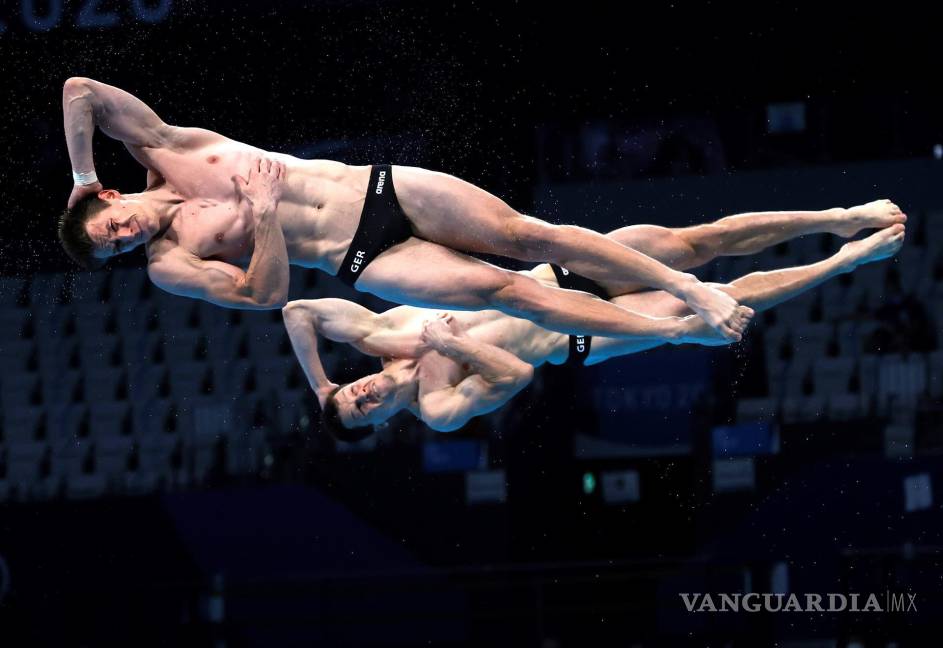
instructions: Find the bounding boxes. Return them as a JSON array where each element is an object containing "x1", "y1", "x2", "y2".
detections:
[{"x1": 164, "y1": 126, "x2": 233, "y2": 152}]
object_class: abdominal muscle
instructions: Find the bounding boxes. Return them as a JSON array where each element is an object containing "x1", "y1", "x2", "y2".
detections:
[
  {"x1": 158, "y1": 140, "x2": 377, "y2": 274},
  {"x1": 275, "y1": 159, "x2": 375, "y2": 273}
]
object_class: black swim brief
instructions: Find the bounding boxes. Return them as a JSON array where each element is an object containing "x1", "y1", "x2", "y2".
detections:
[
  {"x1": 549, "y1": 264, "x2": 610, "y2": 367},
  {"x1": 336, "y1": 164, "x2": 414, "y2": 286}
]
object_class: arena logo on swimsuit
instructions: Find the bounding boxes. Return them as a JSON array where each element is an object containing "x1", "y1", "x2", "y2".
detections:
[
  {"x1": 350, "y1": 250, "x2": 366, "y2": 273},
  {"x1": 375, "y1": 170, "x2": 387, "y2": 195},
  {"x1": 575, "y1": 335, "x2": 585, "y2": 353}
]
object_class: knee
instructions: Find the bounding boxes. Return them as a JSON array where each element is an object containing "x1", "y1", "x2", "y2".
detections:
[
  {"x1": 506, "y1": 216, "x2": 562, "y2": 260},
  {"x1": 680, "y1": 224, "x2": 723, "y2": 266},
  {"x1": 486, "y1": 273, "x2": 542, "y2": 319}
]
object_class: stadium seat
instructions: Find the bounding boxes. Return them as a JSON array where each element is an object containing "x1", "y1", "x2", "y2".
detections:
[
  {"x1": 84, "y1": 367, "x2": 127, "y2": 403},
  {"x1": 4, "y1": 440, "x2": 47, "y2": 489},
  {"x1": 923, "y1": 211, "x2": 943, "y2": 250},
  {"x1": 827, "y1": 393, "x2": 867, "y2": 421},
  {"x1": 138, "y1": 435, "x2": 179, "y2": 486},
  {"x1": 247, "y1": 322, "x2": 287, "y2": 361},
  {"x1": 878, "y1": 354, "x2": 927, "y2": 411},
  {"x1": 89, "y1": 402, "x2": 134, "y2": 439},
  {"x1": 95, "y1": 434, "x2": 136, "y2": 480},
  {"x1": 781, "y1": 395, "x2": 826, "y2": 423},
  {"x1": 109, "y1": 268, "x2": 147, "y2": 303},
  {"x1": 792, "y1": 322, "x2": 831, "y2": 360},
  {"x1": 812, "y1": 357, "x2": 856, "y2": 394},
  {"x1": 226, "y1": 427, "x2": 265, "y2": 476},
  {"x1": 1, "y1": 371, "x2": 41, "y2": 410},
  {"x1": 189, "y1": 401, "x2": 233, "y2": 446},
  {"x1": 67, "y1": 271, "x2": 108, "y2": 304},
  {"x1": 28, "y1": 273, "x2": 66, "y2": 307},
  {"x1": 255, "y1": 356, "x2": 297, "y2": 396},
  {"x1": 47, "y1": 403, "x2": 90, "y2": 444},
  {"x1": 819, "y1": 282, "x2": 846, "y2": 321},
  {"x1": 736, "y1": 397, "x2": 778, "y2": 422},
  {"x1": 928, "y1": 351, "x2": 943, "y2": 398},
  {"x1": 780, "y1": 358, "x2": 814, "y2": 398},
  {"x1": 0, "y1": 276, "x2": 27, "y2": 307},
  {"x1": 772, "y1": 294, "x2": 814, "y2": 327},
  {"x1": 124, "y1": 467, "x2": 159, "y2": 495},
  {"x1": 78, "y1": 335, "x2": 120, "y2": 368},
  {"x1": 2, "y1": 340, "x2": 36, "y2": 372},
  {"x1": 169, "y1": 362, "x2": 214, "y2": 399},
  {"x1": 74, "y1": 303, "x2": 111, "y2": 337},
  {"x1": 0, "y1": 307, "x2": 31, "y2": 341},
  {"x1": 213, "y1": 358, "x2": 256, "y2": 395},
  {"x1": 161, "y1": 331, "x2": 207, "y2": 365},
  {"x1": 2, "y1": 406, "x2": 46, "y2": 444},
  {"x1": 66, "y1": 472, "x2": 108, "y2": 500}
]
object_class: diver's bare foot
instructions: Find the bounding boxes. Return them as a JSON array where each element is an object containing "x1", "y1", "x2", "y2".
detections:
[
  {"x1": 832, "y1": 199, "x2": 907, "y2": 238},
  {"x1": 682, "y1": 281, "x2": 749, "y2": 342},
  {"x1": 838, "y1": 223, "x2": 906, "y2": 271},
  {"x1": 677, "y1": 305, "x2": 755, "y2": 346}
]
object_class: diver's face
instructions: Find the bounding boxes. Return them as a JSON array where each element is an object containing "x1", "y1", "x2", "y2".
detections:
[
  {"x1": 334, "y1": 372, "x2": 401, "y2": 428},
  {"x1": 85, "y1": 195, "x2": 150, "y2": 260}
]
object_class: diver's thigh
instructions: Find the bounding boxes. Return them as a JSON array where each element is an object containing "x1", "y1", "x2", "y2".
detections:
[{"x1": 355, "y1": 238, "x2": 504, "y2": 310}]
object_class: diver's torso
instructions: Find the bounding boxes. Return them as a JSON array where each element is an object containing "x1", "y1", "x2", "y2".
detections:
[
  {"x1": 138, "y1": 137, "x2": 375, "y2": 273},
  {"x1": 380, "y1": 266, "x2": 571, "y2": 388}
]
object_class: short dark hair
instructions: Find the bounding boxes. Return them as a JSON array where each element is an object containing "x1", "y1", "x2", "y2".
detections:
[
  {"x1": 321, "y1": 383, "x2": 374, "y2": 443},
  {"x1": 58, "y1": 193, "x2": 108, "y2": 270}
]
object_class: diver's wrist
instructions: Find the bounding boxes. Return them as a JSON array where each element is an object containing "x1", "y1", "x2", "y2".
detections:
[{"x1": 72, "y1": 169, "x2": 99, "y2": 186}]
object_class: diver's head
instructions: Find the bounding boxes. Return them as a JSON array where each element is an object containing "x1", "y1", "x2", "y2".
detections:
[
  {"x1": 322, "y1": 368, "x2": 417, "y2": 440},
  {"x1": 59, "y1": 190, "x2": 157, "y2": 268}
]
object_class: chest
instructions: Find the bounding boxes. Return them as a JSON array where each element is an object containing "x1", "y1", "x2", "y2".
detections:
[
  {"x1": 416, "y1": 350, "x2": 468, "y2": 391},
  {"x1": 147, "y1": 142, "x2": 261, "y2": 201},
  {"x1": 170, "y1": 200, "x2": 254, "y2": 262}
]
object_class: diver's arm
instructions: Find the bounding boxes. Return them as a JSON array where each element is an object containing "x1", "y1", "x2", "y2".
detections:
[
  {"x1": 63, "y1": 77, "x2": 170, "y2": 152},
  {"x1": 282, "y1": 301, "x2": 344, "y2": 406},
  {"x1": 62, "y1": 77, "x2": 169, "y2": 206},
  {"x1": 420, "y1": 315, "x2": 534, "y2": 386},
  {"x1": 282, "y1": 297, "x2": 421, "y2": 406},
  {"x1": 148, "y1": 158, "x2": 289, "y2": 309},
  {"x1": 418, "y1": 370, "x2": 533, "y2": 433},
  {"x1": 62, "y1": 77, "x2": 227, "y2": 206},
  {"x1": 417, "y1": 316, "x2": 534, "y2": 432}
]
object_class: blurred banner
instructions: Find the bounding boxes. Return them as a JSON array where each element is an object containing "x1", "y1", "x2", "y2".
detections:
[
  {"x1": 1, "y1": 0, "x2": 174, "y2": 33},
  {"x1": 0, "y1": 0, "x2": 392, "y2": 34},
  {"x1": 574, "y1": 347, "x2": 714, "y2": 457}
]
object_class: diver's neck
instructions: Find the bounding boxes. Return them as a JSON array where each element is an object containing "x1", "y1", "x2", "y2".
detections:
[
  {"x1": 128, "y1": 187, "x2": 185, "y2": 237},
  {"x1": 389, "y1": 360, "x2": 421, "y2": 414}
]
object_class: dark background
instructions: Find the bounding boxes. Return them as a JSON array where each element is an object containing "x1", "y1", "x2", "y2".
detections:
[
  {"x1": 1, "y1": 2, "x2": 942, "y2": 646},
  {"x1": 2, "y1": 2, "x2": 940, "y2": 272}
]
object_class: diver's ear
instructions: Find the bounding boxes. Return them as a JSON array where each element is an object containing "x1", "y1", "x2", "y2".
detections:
[{"x1": 98, "y1": 189, "x2": 121, "y2": 201}]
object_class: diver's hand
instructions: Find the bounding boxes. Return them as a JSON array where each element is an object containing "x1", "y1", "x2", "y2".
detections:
[
  {"x1": 68, "y1": 181, "x2": 103, "y2": 209},
  {"x1": 316, "y1": 382, "x2": 340, "y2": 410},
  {"x1": 232, "y1": 156, "x2": 285, "y2": 214},
  {"x1": 420, "y1": 313, "x2": 462, "y2": 352}
]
